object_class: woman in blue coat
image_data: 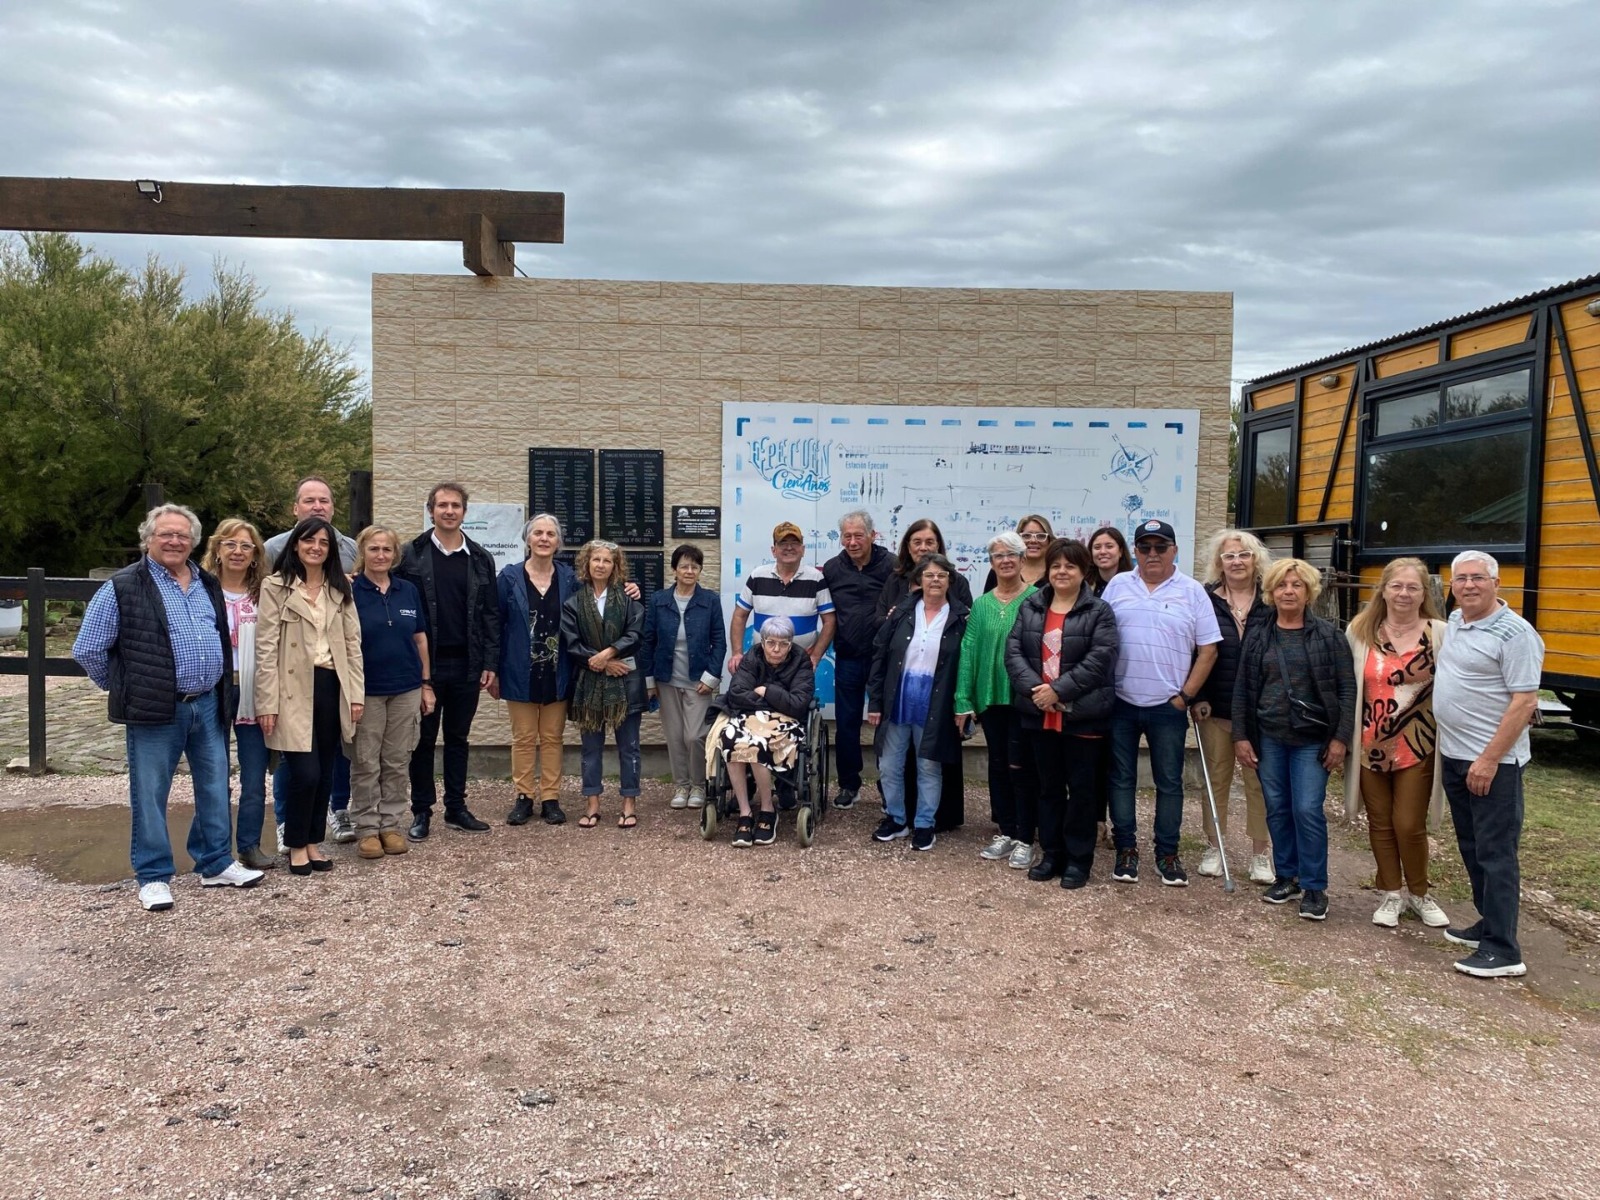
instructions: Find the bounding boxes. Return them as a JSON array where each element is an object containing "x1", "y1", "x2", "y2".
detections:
[{"x1": 643, "y1": 544, "x2": 727, "y2": 810}]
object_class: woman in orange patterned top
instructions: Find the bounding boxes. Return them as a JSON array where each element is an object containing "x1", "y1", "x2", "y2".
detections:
[{"x1": 1344, "y1": 558, "x2": 1451, "y2": 930}]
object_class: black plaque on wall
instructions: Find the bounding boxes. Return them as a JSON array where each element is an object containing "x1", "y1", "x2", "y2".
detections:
[
  {"x1": 671, "y1": 505, "x2": 721, "y2": 539},
  {"x1": 528, "y1": 448, "x2": 596, "y2": 546},
  {"x1": 624, "y1": 549, "x2": 665, "y2": 599},
  {"x1": 598, "y1": 449, "x2": 665, "y2": 547}
]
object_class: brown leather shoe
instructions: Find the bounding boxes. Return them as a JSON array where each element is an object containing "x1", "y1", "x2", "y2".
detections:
[
  {"x1": 357, "y1": 835, "x2": 384, "y2": 860},
  {"x1": 379, "y1": 830, "x2": 409, "y2": 856}
]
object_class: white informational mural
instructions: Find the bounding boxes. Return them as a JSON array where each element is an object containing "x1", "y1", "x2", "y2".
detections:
[
  {"x1": 422, "y1": 502, "x2": 526, "y2": 574},
  {"x1": 721, "y1": 402, "x2": 1200, "y2": 706}
]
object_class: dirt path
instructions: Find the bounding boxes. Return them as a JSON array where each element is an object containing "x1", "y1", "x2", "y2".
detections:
[{"x1": 1, "y1": 769, "x2": 1596, "y2": 1199}]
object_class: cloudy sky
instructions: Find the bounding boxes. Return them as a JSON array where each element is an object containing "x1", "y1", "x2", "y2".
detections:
[{"x1": 4, "y1": 0, "x2": 1597, "y2": 391}]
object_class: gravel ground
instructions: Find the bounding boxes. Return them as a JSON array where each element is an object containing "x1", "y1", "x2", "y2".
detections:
[{"x1": 1, "y1": 770, "x2": 1597, "y2": 1200}]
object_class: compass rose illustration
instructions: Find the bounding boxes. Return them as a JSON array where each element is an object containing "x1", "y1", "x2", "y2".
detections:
[{"x1": 1103, "y1": 434, "x2": 1155, "y2": 484}]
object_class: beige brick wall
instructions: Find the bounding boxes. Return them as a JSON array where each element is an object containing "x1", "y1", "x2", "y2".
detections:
[{"x1": 372, "y1": 276, "x2": 1233, "y2": 747}]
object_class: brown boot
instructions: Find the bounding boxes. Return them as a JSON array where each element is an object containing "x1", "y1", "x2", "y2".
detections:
[
  {"x1": 357, "y1": 835, "x2": 384, "y2": 860},
  {"x1": 379, "y1": 830, "x2": 409, "y2": 856}
]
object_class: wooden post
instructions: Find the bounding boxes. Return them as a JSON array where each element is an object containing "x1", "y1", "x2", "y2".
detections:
[
  {"x1": 463, "y1": 214, "x2": 516, "y2": 277},
  {"x1": 349, "y1": 470, "x2": 373, "y2": 535},
  {"x1": 26, "y1": 568, "x2": 47, "y2": 775}
]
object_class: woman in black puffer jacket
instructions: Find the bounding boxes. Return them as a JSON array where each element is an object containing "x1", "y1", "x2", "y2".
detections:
[{"x1": 1004, "y1": 538, "x2": 1119, "y2": 888}]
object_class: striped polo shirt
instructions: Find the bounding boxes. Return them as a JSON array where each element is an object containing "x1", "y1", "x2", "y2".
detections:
[{"x1": 736, "y1": 563, "x2": 834, "y2": 653}]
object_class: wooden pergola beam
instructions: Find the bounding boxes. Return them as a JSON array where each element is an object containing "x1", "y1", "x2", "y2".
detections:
[{"x1": 0, "y1": 177, "x2": 563, "y2": 276}]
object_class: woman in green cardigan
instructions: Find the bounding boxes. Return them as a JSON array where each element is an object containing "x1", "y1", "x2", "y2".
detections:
[{"x1": 954, "y1": 531, "x2": 1039, "y2": 870}]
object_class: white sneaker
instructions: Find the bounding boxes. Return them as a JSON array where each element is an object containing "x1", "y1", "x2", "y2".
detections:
[
  {"x1": 670, "y1": 788, "x2": 690, "y2": 809},
  {"x1": 330, "y1": 807, "x2": 357, "y2": 844},
  {"x1": 1007, "y1": 840, "x2": 1035, "y2": 870},
  {"x1": 138, "y1": 881, "x2": 174, "y2": 911},
  {"x1": 1248, "y1": 854, "x2": 1275, "y2": 885},
  {"x1": 687, "y1": 787, "x2": 706, "y2": 808},
  {"x1": 1372, "y1": 891, "x2": 1404, "y2": 928},
  {"x1": 201, "y1": 861, "x2": 265, "y2": 888},
  {"x1": 1197, "y1": 846, "x2": 1223, "y2": 877},
  {"x1": 1407, "y1": 892, "x2": 1450, "y2": 928},
  {"x1": 979, "y1": 834, "x2": 1016, "y2": 861}
]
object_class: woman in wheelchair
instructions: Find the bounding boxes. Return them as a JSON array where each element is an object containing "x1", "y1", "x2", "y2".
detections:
[{"x1": 715, "y1": 616, "x2": 815, "y2": 847}]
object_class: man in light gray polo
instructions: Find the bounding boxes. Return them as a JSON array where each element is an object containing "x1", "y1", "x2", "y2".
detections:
[{"x1": 1433, "y1": 550, "x2": 1543, "y2": 979}]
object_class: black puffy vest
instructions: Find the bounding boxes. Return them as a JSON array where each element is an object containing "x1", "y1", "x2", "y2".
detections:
[{"x1": 106, "y1": 560, "x2": 232, "y2": 726}]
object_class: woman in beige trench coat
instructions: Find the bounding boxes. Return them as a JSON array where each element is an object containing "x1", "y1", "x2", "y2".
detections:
[{"x1": 256, "y1": 518, "x2": 364, "y2": 875}]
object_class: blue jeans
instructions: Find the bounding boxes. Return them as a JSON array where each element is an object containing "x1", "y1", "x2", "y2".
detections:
[
  {"x1": 879, "y1": 721, "x2": 941, "y2": 829},
  {"x1": 126, "y1": 695, "x2": 235, "y2": 883},
  {"x1": 273, "y1": 741, "x2": 350, "y2": 821},
  {"x1": 833, "y1": 654, "x2": 869, "y2": 792},
  {"x1": 231, "y1": 722, "x2": 270, "y2": 853},
  {"x1": 580, "y1": 712, "x2": 642, "y2": 797},
  {"x1": 1257, "y1": 736, "x2": 1330, "y2": 891},
  {"x1": 1108, "y1": 698, "x2": 1188, "y2": 857}
]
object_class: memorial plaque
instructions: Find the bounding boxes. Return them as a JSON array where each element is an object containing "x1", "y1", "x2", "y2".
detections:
[
  {"x1": 528, "y1": 448, "x2": 595, "y2": 546},
  {"x1": 598, "y1": 449, "x2": 664, "y2": 547},
  {"x1": 671, "y1": 505, "x2": 721, "y2": 539},
  {"x1": 624, "y1": 548, "x2": 665, "y2": 598}
]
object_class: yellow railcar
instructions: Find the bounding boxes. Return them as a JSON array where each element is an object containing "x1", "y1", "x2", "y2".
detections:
[{"x1": 1236, "y1": 273, "x2": 1600, "y2": 725}]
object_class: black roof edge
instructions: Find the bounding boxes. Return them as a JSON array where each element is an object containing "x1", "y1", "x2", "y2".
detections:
[{"x1": 1244, "y1": 270, "x2": 1600, "y2": 391}]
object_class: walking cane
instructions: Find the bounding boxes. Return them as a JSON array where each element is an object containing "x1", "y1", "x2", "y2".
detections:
[{"x1": 1189, "y1": 709, "x2": 1236, "y2": 893}]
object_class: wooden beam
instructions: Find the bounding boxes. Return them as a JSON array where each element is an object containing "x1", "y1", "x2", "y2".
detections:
[
  {"x1": 463, "y1": 214, "x2": 516, "y2": 277},
  {"x1": 0, "y1": 177, "x2": 564, "y2": 244}
]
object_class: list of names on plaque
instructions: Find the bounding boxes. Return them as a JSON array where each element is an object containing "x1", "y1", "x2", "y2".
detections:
[
  {"x1": 598, "y1": 449, "x2": 665, "y2": 547},
  {"x1": 528, "y1": 448, "x2": 596, "y2": 546}
]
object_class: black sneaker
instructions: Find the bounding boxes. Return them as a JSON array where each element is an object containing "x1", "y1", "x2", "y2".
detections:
[
  {"x1": 1263, "y1": 877, "x2": 1302, "y2": 905},
  {"x1": 911, "y1": 827, "x2": 936, "y2": 852},
  {"x1": 731, "y1": 816, "x2": 755, "y2": 848},
  {"x1": 506, "y1": 795, "x2": 535, "y2": 826},
  {"x1": 873, "y1": 817, "x2": 909, "y2": 843},
  {"x1": 540, "y1": 799, "x2": 567, "y2": 826},
  {"x1": 407, "y1": 812, "x2": 431, "y2": 841},
  {"x1": 1454, "y1": 950, "x2": 1527, "y2": 978},
  {"x1": 832, "y1": 788, "x2": 858, "y2": 810},
  {"x1": 753, "y1": 811, "x2": 778, "y2": 846},
  {"x1": 1298, "y1": 889, "x2": 1329, "y2": 921},
  {"x1": 1443, "y1": 924, "x2": 1483, "y2": 949},
  {"x1": 1156, "y1": 855, "x2": 1188, "y2": 887},
  {"x1": 1112, "y1": 848, "x2": 1139, "y2": 883},
  {"x1": 444, "y1": 808, "x2": 491, "y2": 833}
]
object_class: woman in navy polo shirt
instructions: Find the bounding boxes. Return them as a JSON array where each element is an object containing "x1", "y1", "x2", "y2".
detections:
[{"x1": 349, "y1": 525, "x2": 433, "y2": 859}]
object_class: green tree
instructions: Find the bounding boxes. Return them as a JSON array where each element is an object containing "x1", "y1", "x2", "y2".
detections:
[{"x1": 0, "y1": 233, "x2": 370, "y2": 573}]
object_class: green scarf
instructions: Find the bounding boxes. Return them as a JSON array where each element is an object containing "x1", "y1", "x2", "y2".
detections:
[{"x1": 570, "y1": 587, "x2": 630, "y2": 732}]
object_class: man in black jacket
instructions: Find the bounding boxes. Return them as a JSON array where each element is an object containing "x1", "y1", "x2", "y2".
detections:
[
  {"x1": 73, "y1": 504, "x2": 265, "y2": 910},
  {"x1": 398, "y1": 482, "x2": 502, "y2": 838},
  {"x1": 820, "y1": 510, "x2": 893, "y2": 809}
]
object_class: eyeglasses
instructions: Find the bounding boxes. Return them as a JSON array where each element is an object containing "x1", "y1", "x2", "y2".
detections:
[
  {"x1": 218, "y1": 540, "x2": 254, "y2": 553},
  {"x1": 990, "y1": 552, "x2": 1020, "y2": 562},
  {"x1": 1020, "y1": 531, "x2": 1049, "y2": 541},
  {"x1": 153, "y1": 533, "x2": 193, "y2": 544},
  {"x1": 920, "y1": 571, "x2": 951, "y2": 581},
  {"x1": 1219, "y1": 551, "x2": 1252, "y2": 563},
  {"x1": 1453, "y1": 574, "x2": 1493, "y2": 585},
  {"x1": 1134, "y1": 542, "x2": 1172, "y2": 555},
  {"x1": 1386, "y1": 583, "x2": 1424, "y2": 594}
]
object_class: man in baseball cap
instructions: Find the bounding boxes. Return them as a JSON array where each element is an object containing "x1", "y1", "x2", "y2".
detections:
[
  {"x1": 727, "y1": 521, "x2": 835, "y2": 675},
  {"x1": 1100, "y1": 519, "x2": 1221, "y2": 887}
]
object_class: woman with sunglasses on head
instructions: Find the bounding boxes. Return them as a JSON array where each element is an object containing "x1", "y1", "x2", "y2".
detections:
[
  {"x1": 981, "y1": 514, "x2": 1054, "y2": 593},
  {"x1": 255, "y1": 517, "x2": 365, "y2": 876},
  {"x1": 201, "y1": 518, "x2": 276, "y2": 870}
]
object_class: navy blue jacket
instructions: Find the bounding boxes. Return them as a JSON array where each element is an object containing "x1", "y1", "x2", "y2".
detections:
[
  {"x1": 496, "y1": 559, "x2": 580, "y2": 703},
  {"x1": 640, "y1": 585, "x2": 727, "y2": 689},
  {"x1": 352, "y1": 574, "x2": 428, "y2": 696}
]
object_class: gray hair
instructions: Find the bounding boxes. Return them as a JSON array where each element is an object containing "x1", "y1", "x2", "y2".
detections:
[
  {"x1": 1451, "y1": 550, "x2": 1500, "y2": 579},
  {"x1": 139, "y1": 504, "x2": 203, "y2": 548},
  {"x1": 988, "y1": 531, "x2": 1026, "y2": 557},
  {"x1": 521, "y1": 512, "x2": 565, "y2": 552},
  {"x1": 760, "y1": 616, "x2": 796, "y2": 643},
  {"x1": 838, "y1": 509, "x2": 874, "y2": 536}
]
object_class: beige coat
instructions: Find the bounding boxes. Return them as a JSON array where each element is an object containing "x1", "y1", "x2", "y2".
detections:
[
  {"x1": 254, "y1": 575, "x2": 365, "y2": 753},
  {"x1": 1343, "y1": 620, "x2": 1448, "y2": 830}
]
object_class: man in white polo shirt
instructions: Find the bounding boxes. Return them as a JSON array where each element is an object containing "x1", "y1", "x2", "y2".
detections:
[
  {"x1": 1434, "y1": 550, "x2": 1543, "y2": 979},
  {"x1": 1101, "y1": 519, "x2": 1221, "y2": 886}
]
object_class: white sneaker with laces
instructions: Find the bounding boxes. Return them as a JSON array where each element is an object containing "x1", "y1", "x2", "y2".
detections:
[
  {"x1": 687, "y1": 787, "x2": 706, "y2": 808},
  {"x1": 1407, "y1": 892, "x2": 1450, "y2": 928},
  {"x1": 1372, "y1": 891, "x2": 1404, "y2": 928},
  {"x1": 201, "y1": 861, "x2": 265, "y2": 888},
  {"x1": 138, "y1": 881, "x2": 174, "y2": 911},
  {"x1": 1248, "y1": 854, "x2": 1275, "y2": 885},
  {"x1": 1007, "y1": 840, "x2": 1035, "y2": 870},
  {"x1": 330, "y1": 807, "x2": 357, "y2": 844},
  {"x1": 670, "y1": 788, "x2": 690, "y2": 809},
  {"x1": 1197, "y1": 846, "x2": 1223, "y2": 877},
  {"x1": 979, "y1": 834, "x2": 1016, "y2": 861}
]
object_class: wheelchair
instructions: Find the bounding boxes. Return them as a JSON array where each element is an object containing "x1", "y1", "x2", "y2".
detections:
[{"x1": 698, "y1": 699, "x2": 831, "y2": 847}]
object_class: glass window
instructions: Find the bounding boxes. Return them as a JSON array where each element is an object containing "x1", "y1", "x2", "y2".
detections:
[
  {"x1": 1363, "y1": 427, "x2": 1530, "y2": 549},
  {"x1": 1374, "y1": 390, "x2": 1439, "y2": 437},
  {"x1": 1445, "y1": 368, "x2": 1530, "y2": 422},
  {"x1": 1249, "y1": 425, "x2": 1293, "y2": 525}
]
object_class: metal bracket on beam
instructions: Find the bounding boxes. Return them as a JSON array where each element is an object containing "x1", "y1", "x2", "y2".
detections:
[{"x1": 464, "y1": 214, "x2": 515, "y2": 277}]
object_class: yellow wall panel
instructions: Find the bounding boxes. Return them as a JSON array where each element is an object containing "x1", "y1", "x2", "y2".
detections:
[
  {"x1": 1448, "y1": 314, "x2": 1532, "y2": 359},
  {"x1": 1251, "y1": 381, "x2": 1296, "y2": 411},
  {"x1": 1374, "y1": 341, "x2": 1441, "y2": 378}
]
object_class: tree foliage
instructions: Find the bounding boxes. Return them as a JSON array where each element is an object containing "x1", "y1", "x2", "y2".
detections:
[{"x1": 0, "y1": 233, "x2": 370, "y2": 573}]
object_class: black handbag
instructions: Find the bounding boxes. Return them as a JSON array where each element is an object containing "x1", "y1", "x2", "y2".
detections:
[{"x1": 1273, "y1": 635, "x2": 1329, "y2": 737}]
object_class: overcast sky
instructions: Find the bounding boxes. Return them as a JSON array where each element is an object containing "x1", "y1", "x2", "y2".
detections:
[{"x1": 4, "y1": 0, "x2": 1597, "y2": 392}]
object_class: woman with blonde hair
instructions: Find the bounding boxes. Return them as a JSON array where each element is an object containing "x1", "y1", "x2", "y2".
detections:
[
  {"x1": 1345, "y1": 558, "x2": 1451, "y2": 929},
  {"x1": 201, "y1": 518, "x2": 276, "y2": 869},
  {"x1": 1193, "y1": 528, "x2": 1275, "y2": 884}
]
